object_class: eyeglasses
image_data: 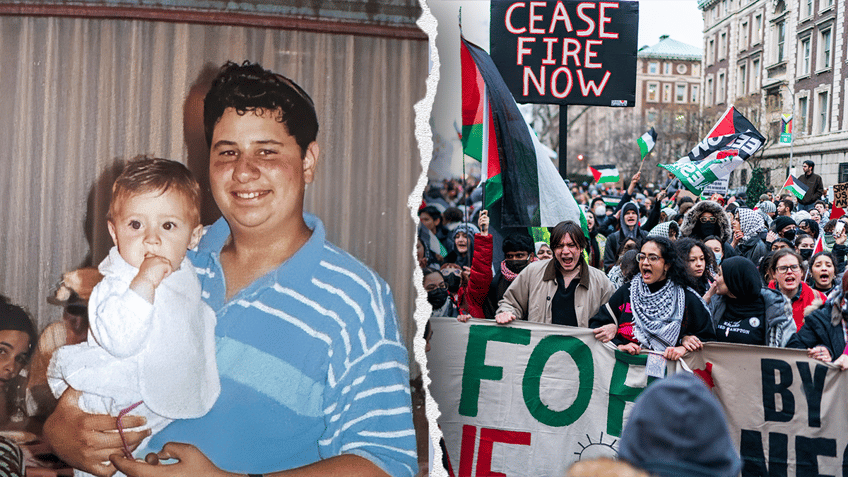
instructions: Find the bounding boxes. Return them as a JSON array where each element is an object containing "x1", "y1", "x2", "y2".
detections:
[
  {"x1": 424, "y1": 282, "x2": 448, "y2": 292},
  {"x1": 776, "y1": 264, "x2": 801, "y2": 274},
  {"x1": 636, "y1": 253, "x2": 663, "y2": 264},
  {"x1": 699, "y1": 216, "x2": 717, "y2": 223}
]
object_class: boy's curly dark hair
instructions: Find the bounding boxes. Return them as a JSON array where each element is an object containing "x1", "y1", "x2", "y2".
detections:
[{"x1": 203, "y1": 61, "x2": 319, "y2": 154}]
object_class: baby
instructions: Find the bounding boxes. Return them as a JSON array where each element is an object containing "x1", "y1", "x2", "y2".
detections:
[{"x1": 49, "y1": 158, "x2": 220, "y2": 476}]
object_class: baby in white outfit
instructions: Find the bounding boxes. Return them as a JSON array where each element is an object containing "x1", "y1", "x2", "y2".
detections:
[{"x1": 49, "y1": 158, "x2": 220, "y2": 477}]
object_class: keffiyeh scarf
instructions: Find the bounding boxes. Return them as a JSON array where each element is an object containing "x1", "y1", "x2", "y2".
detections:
[
  {"x1": 737, "y1": 208, "x2": 767, "y2": 241},
  {"x1": 630, "y1": 276, "x2": 686, "y2": 351}
]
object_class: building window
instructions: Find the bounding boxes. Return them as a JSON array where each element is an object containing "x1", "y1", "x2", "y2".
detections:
[
  {"x1": 839, "y1": 164, "x2": 848, "y2": 184},
  {"x1": 719, "y1": 32, "x2": 727, "y2": 59},
  {"x1": 799, "y1": 37, "x2": 811, "y2": 75},
  {"x1": 676, "y1": 64, "x2": 687, "y2": 74},
  {"x1": 663, "y1": 62, "x2": 671, "y2": 75},
  {"x1": 741, "y1": 21, "x2": 749, "y2": 50},
  {"x1": 738, "y1": 65, "x2": 747, "y2": 96},
  {"x1": 648, "y1": 61, "x2": 659, "y2": 74},
  {"x1": 647, "y1": 110, "x2": 658, "y2": 125},
  {"x1": 817, "y1": 91, "x2": 829, "y2": 133},
  {"x1": 691, "y1": 84, "x2": 700, "y2": 103},
  {"x1": 798, "y1": 96, "x2": 808, "y2": 135},
  {"x1": 707, "y1": 78, "x2": 714, "y2": 105},
  {"x1": 676, "y1": 84, "x2": 687, "y2": 102},
  {"x1": 708, "y1": 38, "x2": 715, "y2": 64},
  {"x1": 776, "y1": 21, "x2": 785, "y2": 62},
  {"x1": 819, "y1": 29, "x2": 832, "y2": 69},
  {"x1": 663, "y1": 84, "x2": 672, "y2": 102},
  {"x1": 692, "y1": 63, "x2": 700, "y2": 76},
  {"x1": 718, "y1": 73, "x2": 725, "y2": 104},
  {"x1": 805, "y1": 0, "x2": 814, "y2": 17},
  {"x1": 751, "y1": 58, "x2": 760, "y2": 91},
  {"x1": 647, "y1": 82, "x2": 659, "y2": 102}
]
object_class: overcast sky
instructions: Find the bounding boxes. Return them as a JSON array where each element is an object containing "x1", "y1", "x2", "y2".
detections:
[{"x1": 426, "y1": 0, "x2": 705, "y2": 178}]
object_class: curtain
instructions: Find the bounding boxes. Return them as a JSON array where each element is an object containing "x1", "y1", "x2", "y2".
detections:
[{"x1": 0, "y1": 15, "x2": 427, "y2": 359}]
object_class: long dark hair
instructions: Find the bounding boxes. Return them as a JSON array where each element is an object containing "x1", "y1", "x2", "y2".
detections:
[
  {"x1": 642, "y1": 237, "x2": 697, "y2": 289},
  {"x1": 675, "y1": 237, "x2": 717, "y2": 278}
]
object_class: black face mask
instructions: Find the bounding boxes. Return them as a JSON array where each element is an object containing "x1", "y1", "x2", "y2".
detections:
[
  {"x1": 427, "y1": 288, "x2": 449, "y2": 309},
  {"x1": 696, "y1": 221, "x2": 716, "y2": 238},
  {"x1": 782, "y1": 229, "x2": 796, "y2": 241},
  {"x1": 505, "y1": 259, "x2": 531, "y2": 274},
  {"x1": 443, "y1": 273, "x2": 461, "y2": 294},
  {"x1": 800, "y1": 248, "x2": 813, "y2": 260}
]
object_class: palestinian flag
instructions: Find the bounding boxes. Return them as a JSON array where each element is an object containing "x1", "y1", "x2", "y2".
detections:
[
  {"x1": 782, "y1": 175, "x2": 809, "y2": 200},
  {"x1": 589, "y1": 164, "x2": 620, "y2": 184},
  {"x1": 602, "y1": 196, "x2": 621, "y2": 208},
  {"x1": 461, "y1": 34, "x2": 586, "y2": 231},
  {"x1": 687, "y1": 106, "x2": 765, "y2": 162},
  {"x1": 832, "y1": 207, "x2": 845, "y2": 220},
  {"x1": 418, "y1": 224, "x2": 447, "y2": 258},
  {"x1": 663, "y1": 106, "x2": 765, "y2": 194},
  {"x1": 637, "y1": 127, "x2": 657, "y2": 160}
]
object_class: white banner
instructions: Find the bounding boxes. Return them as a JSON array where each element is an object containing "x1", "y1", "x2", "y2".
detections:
[
  {"x1": 427, "y1": 318, "x2": 667, "y2": 476},
  {"x1": 682, "y1": 343, "x2": 848, "y2": 476},
  {"x1": 428, "y1": 319, "x2": 848, "y2": 476}
]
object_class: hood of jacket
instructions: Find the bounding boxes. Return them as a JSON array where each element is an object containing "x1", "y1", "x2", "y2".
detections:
[{"x1": 680, "y1": 200, "x2": 732, "y2": 242}]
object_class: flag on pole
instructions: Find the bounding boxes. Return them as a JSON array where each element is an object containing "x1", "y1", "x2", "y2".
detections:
[
  {"x1": 782, "y1": 175, "x2": 809, "y2": 200},
  {"x1": 813, "y1": 235, "x2": 824, "y2": 255},
  {"x1": 460, "y1": 34, "x2": 586, "y2": 231},
  {"x1": 781, "y1": 114, "x2": 793, "y2": 134},
  {"x1": 687, "y1": 106, "x2": 765, "y2": 162},
  {"x1": 661, "y1": 106, "x2": 765, "y2": 194},
  {"x1": 637, "y1": 127, "x2": 657, "y2": 160},
  {"x1": 588, "y1": 164, "x2": 620, "y2": 184},
  {"x1": 779, "y1": 114, "x2": 793, "y2": 144}
]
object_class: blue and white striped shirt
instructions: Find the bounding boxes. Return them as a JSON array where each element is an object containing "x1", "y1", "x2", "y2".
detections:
[{"x1": 147, "y1": 213, "x2": 416, "y2": 476}]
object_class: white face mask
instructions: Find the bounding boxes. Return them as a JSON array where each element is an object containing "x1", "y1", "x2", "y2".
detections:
[
  {"x1": 714, "y1": 251, "x2": 723, "y2": 265},
  {"x1": 594, "y1": 206, "x2": 606, "y2": 217}
]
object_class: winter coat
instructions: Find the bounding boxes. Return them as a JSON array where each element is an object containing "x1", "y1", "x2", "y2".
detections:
[
  {"x1": 768, "y1": 281, "x2": 826, "y2": 330},
  {"x1": 708, "y1": 288, "x2": 796, "y2": 347},
  {"x1": 462, "y1": 233, "x2": 493, "y2": 319},
  {"x1": 497, "y1": 257, "x2": 615, "y2": 326},
  {"x1": 786, "y1": 297, "x2": 847, "y2": 359}
]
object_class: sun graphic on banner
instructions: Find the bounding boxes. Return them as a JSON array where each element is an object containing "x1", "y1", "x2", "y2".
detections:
[{"x1": 574, "y1": 433, "x2": 619, "y2": 461}]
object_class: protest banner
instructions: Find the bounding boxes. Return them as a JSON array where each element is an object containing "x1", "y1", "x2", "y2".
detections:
[
  {"x1": 427, "y1": 318, "x2": 665, "y2": 476},
  {"x1": 428, "y1": 320, "x2": 848, "y2": 476},
  {"x1": 489, "y1": 0, "x2": 637, "y2": 106},
  {"x1": 682, "y1": 343, "x2": 848, "y2": 476},
  {"x1": 832, "y1": 182, "x2": 848, "y2": 208}
]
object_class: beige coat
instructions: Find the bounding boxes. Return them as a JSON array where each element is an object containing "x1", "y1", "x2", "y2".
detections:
[{"x1": 497, "y1": 257, "x2": 615, "y2": 326}]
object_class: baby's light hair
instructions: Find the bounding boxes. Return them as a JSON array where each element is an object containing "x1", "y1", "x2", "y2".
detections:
[{"x1": 108, "y1": 157, "x2": 201, "y2": 226}]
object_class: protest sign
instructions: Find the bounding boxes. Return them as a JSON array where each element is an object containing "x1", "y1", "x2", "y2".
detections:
[
  {"x1": 832, "y1": 182, "x2": 848, "y2": 208},
  {"x1": 682, "y1": 343, "x2": 847, "y2": 476},
  {"x1": 427, "y1": 318, "x2": 664, "y2": 475},
  {"x1": 489, "y1": 0, "x2": 637, "y2": 106},
  {"x1": 701, "y1": 176, "x2": 729, "y2": 197}
]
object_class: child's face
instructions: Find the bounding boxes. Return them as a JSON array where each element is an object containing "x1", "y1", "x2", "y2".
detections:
[{"x1": 107, "y1": 189, "x2": 203, "y2": 270}]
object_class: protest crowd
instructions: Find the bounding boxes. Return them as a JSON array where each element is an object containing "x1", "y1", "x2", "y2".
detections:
[{"x1": 420, "y1": 157, "x2": 848, "y2": 476}]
